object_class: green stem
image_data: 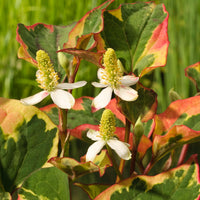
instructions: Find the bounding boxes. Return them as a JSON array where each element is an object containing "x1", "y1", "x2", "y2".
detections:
[
  {"x1": 116, "y1": 118, "x2": 131, "y2": 183},
  {"x1": 130, "y1": 129, "x2": 137, "y2": 175},
  {"x1": 106, "y1": 144, "x2": 123, "y2": 181}
]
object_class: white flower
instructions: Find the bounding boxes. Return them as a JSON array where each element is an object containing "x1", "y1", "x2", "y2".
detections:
[
  {"x1": 20, "y1": 49, "x2": 87, "y2": 109},
  {"x1": 86, "y1": 129, "x2": 131, "y2": 162},
  {"x1": 21, "y1": 81, "x2": 87, "y2": 109},
  {"x1": 92, "y1": 48, "x2": 139, "y2": 109},
  {"x1": 86, "y1": 109, "x2": 131, "y2": 162}
]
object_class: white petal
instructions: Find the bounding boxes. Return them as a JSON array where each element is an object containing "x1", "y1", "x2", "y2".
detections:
[
  {"x1": 86, "y1": 140, "x2": 106, "y2": 162},
  {"x1": 87, "y1": 129, "x2": 101, "y2": 141},
  {"x1": 114, "y1": 86, "x2": 138, "y2": 101},
  {"x1": 120, "y1": 76, "x2": 139, "y2": 86},
  {"x1": 92, "y1": 82, "x2": 107, "y2": 88},
  {"x1": 92, "y1": 87, "x2": 113, "y2": 109},
  {"x1": 107, "y1": 138, "x2": 132, "y2": 160},
  {"x1": 20, "y1": 91, "x2": 49, "y2": 105},
  {"x1": 97, "y1": 68, "x2": 106, "y2": 80},
  {"x1": 56, "y1": 81, "x2": 87, "y2": 90},
  {"x1": 50, "y1": 89, "x2": 75, "y2": 109}
]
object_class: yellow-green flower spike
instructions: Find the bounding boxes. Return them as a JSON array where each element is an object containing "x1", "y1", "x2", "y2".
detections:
[
  {"x1": 36, "y1": 50, "x2": 59, "y2": 92},
  {"x1": 99, "y1": 109, "x2": 116, "y2": 141},
  {"x1": 103, "y1": 48, "x2": 123, "y2": 89}
]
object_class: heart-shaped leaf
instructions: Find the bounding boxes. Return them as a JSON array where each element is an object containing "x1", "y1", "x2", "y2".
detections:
[
  {"x1": 185, "y1": 62, "x2": 200, "y2": 92},
  {"x1": 99, "y1": 2, "x2": 169, "y2": 76},
  {"x1": 16, "y1": 23, "x2": 75, "y2": 80},
  {"x1": 0, "y1": 98, "x2": 58, "y2": 192},
  {"x1": 95, "y1": 156, "x2": 200, "y2": 200},
  {"x1": 16, "y1": 167, "x2": 69, "y2": 200}
]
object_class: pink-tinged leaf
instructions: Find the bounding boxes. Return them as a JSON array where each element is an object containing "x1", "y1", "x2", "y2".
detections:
[
  {"x1": 99, "y1": 2, "x2": 169, "y2": 76},
  {"x1": 153, "y1": 96, "x2": 200, "y2": 137},
  {"x1": 49, "y1": 150, "x2": 112, "y2": 181},
  {"x1": 153, "y1": 125, "x2": 200, "y2": 159},
  {"x1": 138, "y1": 4, "x2": 169, "y2": 77},
  {"x1": 58, "y1": 48, "x2": 104, "y2": 67},
  {"x1": 73, "y1": 96, "x2": 93, "y2": 110},
  {"x1": 106, "y1": 98, "x2": 126, "y2": 125},
  {"x1": 95, "y1": 156, "x2": 200, "y2": 200},
  {"x1": 41, "y1": 96, "x2": 125, "y2": 130},
  {"x1": 70, "y1": 124, "x2": 99, "y2": 140},
  {"x1": 64, "y1": 0, "x2": 114, "y2": 48},
  {"x1": 137, "y1": 135, "x2": 152, "y2": 160},
  {"x1": 185, "y1": 62, "x2": 200, "y2": 92},
  {"x1": 0, "y1": 98, "x2": 58, "y2": 192}
]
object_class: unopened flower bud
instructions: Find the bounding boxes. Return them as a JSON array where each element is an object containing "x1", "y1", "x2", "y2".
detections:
[
  {"x1": 134, "y1": 116, "x2": 144, "y2": 146},
  {"x1": 57, "y1": 49, "x2": 69, "y2": 71},
  {"x1": 169, "y1": 88, "x2": 181, "y2": 102}
]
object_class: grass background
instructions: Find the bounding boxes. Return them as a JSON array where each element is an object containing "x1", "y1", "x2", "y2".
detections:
[{"x1": 0, "y1": 0, "x2": 199, "y2": 199}]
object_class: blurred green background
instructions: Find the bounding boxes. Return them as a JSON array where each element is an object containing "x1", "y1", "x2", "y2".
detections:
[
  {"x1": 0, "y1": 0, "x2": 199, "y2": 199},
  {"x1": 0, "y1": 0, "x2": 199, "y2": 112}
]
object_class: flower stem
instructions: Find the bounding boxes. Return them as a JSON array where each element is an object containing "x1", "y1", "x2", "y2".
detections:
[
  {"x1": 58, "y1": 108, "x2": 69, "y2": 156},
  {"x1": 106, "y1": 144, "x2": 123, "y2": 181},
  {"x1": 116, "y1": 118, "x2": 131, "y2": 183}
]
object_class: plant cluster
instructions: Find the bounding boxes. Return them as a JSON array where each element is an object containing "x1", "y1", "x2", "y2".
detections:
[{"x1": 0, "y1": 0, "x2": 200, "y2": 199}]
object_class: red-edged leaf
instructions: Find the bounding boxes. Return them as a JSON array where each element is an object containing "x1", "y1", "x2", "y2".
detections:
[
  {"x1": 16, "y1": 23, "x2": 75, "y2": 79},
  {"x1": 106, "y1": 98, "x2": 126, "y2": 125},
  {"x1": 153, "y1": 96, "x2": 200, "y2": 137},
  {"x1": 49, "y1": 150, "x2": 112, "y2": 181},
  {"x1": 41, "y1": 97, "x2": 125, "y2": 129},
  {"x1": 185, "y1": 62, "x2": 200, "y2": 92},
  {"x1": 95, "y1": 156, "x2": 200, "y2": 200},
  {"x1": 153, "y1": 125, "x2": 200, "y2": 159},
  {"x1": 98, "y1": 2, "x2": 169, "y2": 76},
  {"x1": 64, "y1": 0, "x2": 114, "y2": 49},
  {"x1": 58, "y1": 48, "x2": 104, "y2": 67}
]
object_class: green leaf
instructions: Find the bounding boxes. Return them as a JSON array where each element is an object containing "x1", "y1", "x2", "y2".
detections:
[
  {"x1": 0, "y1": 193, "x2": 11, "y2": 200},
  {"x1": 64, "y1": 0, "x2": 114, "y2": 49},
  {"x1": 185, "y1": 62, "x2": 200, "y2": 92},
  {"x1": 0, "y1": 98, "x2": 58, "y2": 192},
  {"x1": 95, "y1": 157, "x2": 200, "y2": 200},
  {"x1": 16, "y1": 23, "x2": 75, "y2": 80},
  {"x1": 16, "y1": 167, "x2": 69, "y2": 200},
  {"x1": 117, "y1": 85, "x2": 157, "y2": 124},
  {"x1": 49, "y1": 150, "x2": 112, "y2": 181},
  {"x1": 75, "y1": 183, "x2": 110, "y2": 200},
  {"x1": 100, "y1": 2, "x2": 169, "y2": 76}
]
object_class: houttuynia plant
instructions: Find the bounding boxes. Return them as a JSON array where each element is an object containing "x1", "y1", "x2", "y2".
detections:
[{"x1": 0, "y1": 0, "x2": 200, "y2": 199}]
